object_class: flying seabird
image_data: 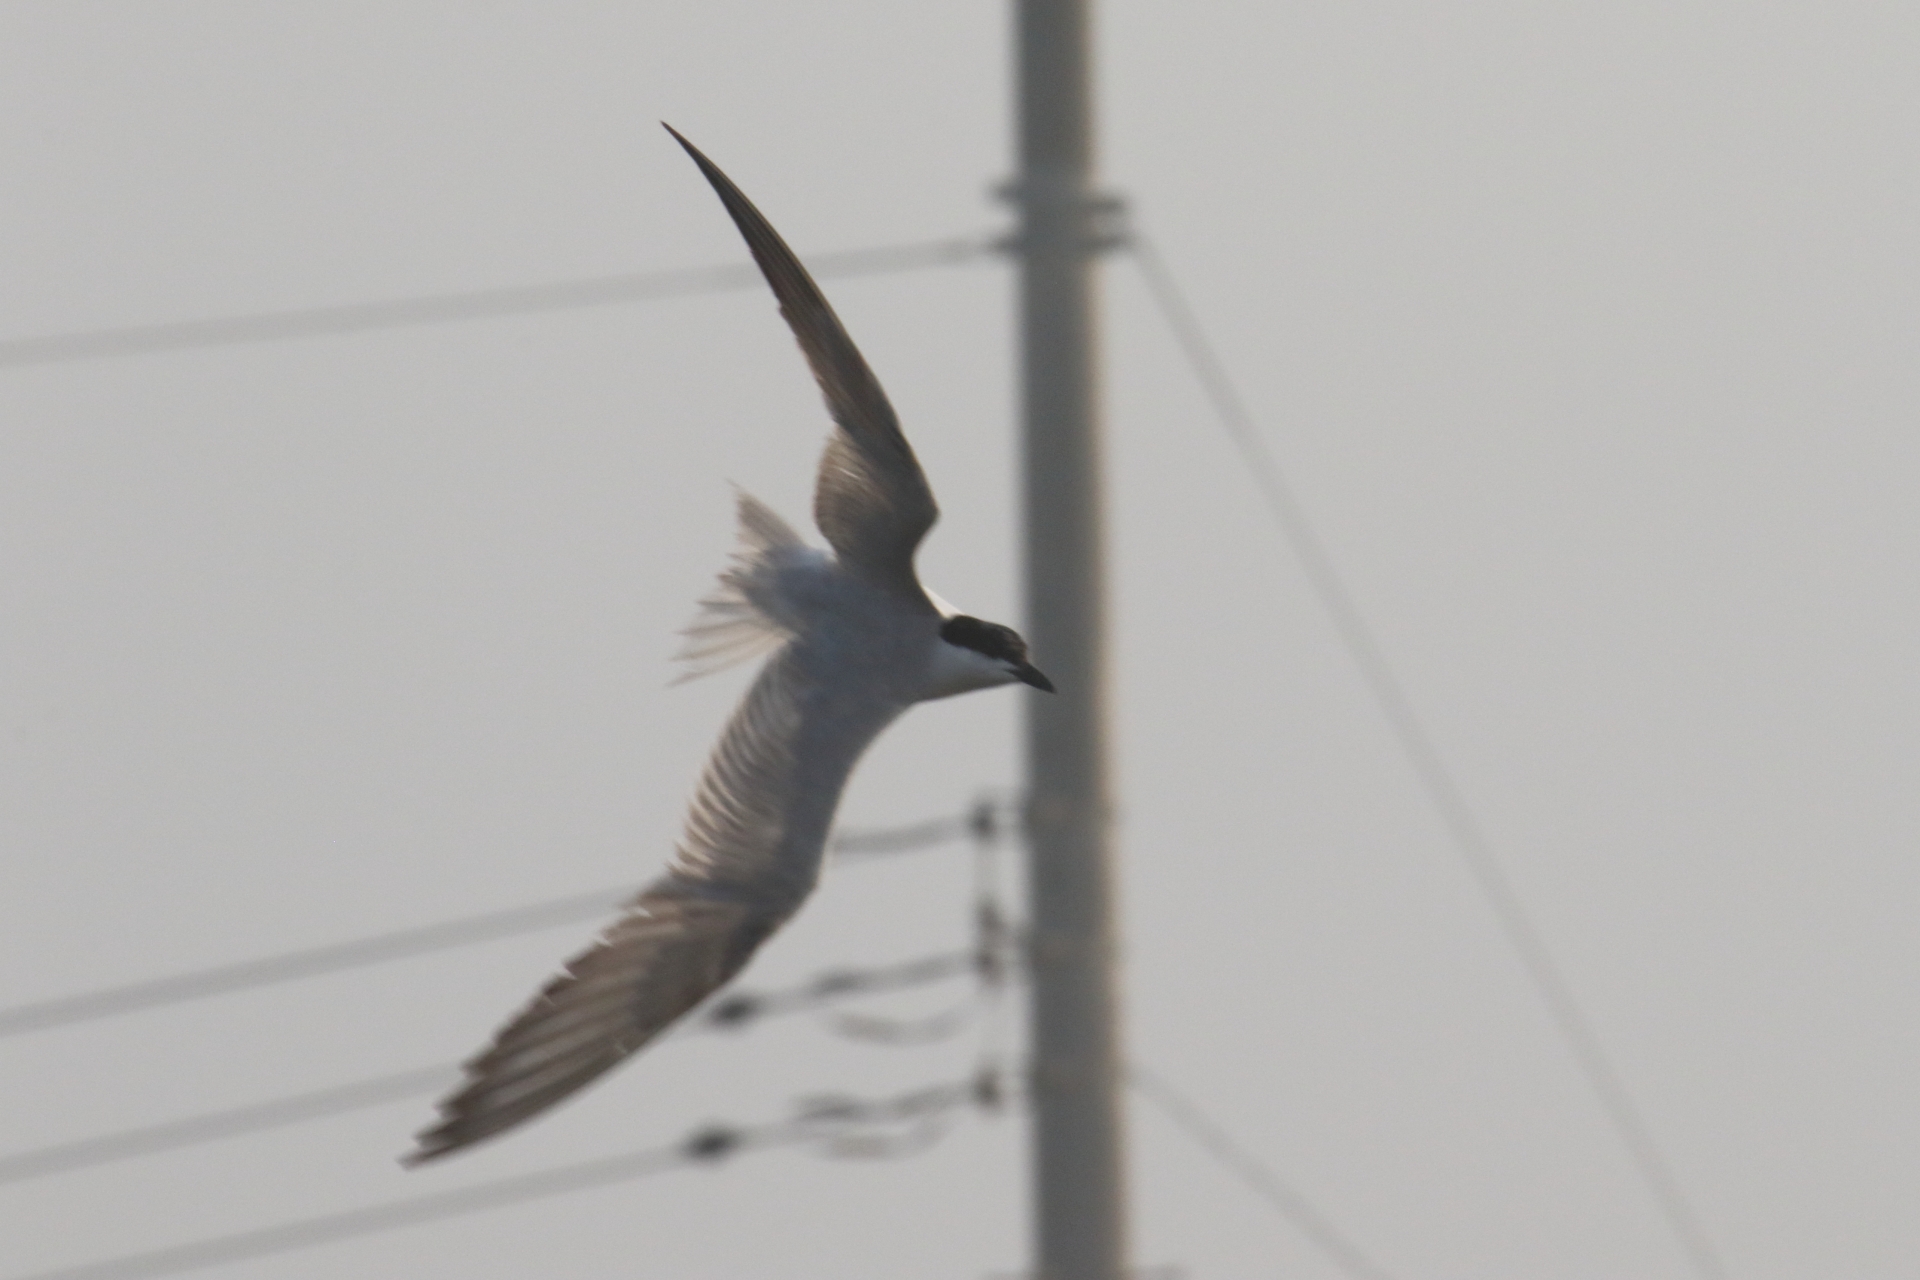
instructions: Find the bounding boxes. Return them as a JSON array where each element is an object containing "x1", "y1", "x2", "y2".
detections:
[{"x1": 406, "y1": 127, "x2": 1050, "y2": 1163}]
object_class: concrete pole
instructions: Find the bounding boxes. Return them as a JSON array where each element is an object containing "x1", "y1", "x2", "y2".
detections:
[{"x1": 1013, "y1": 2, "x2": 1128, "y2": 1277}]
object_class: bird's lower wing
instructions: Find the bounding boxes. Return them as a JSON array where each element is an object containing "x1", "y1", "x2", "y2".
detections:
[
  {"x1": 412, "y1": 636, "x2": 892, "y2": 1163},
  {"x1": 407, "y1": 890, "x2": 778, "y2": 1163}
]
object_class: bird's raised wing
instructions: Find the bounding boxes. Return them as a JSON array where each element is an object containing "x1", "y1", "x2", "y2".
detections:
[{"x1": 666, "y1": 126, "x2": 938, "y2": 598}]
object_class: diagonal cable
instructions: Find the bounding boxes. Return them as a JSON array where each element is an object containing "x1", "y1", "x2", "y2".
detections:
[
  {"x1": 1124, "y1": 227, "x2": 1730, "y2": 1280},
  {"x1": 1126, "y1": 1061, "x2": 1395, "y2": 1280},
  {"x1": 0, "y1": 235, "x2": 995, "y2": 368},
  {"x1": 0, "y1": 811, "x2": 977, "y2": 1039}
]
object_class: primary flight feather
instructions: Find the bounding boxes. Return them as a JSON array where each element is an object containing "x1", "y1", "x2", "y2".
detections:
[{"x1": 406, "y1": 127, "x2": 1050, "y2": 1164}]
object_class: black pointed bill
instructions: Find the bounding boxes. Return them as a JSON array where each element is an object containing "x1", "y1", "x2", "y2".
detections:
[{"x1": 1015, "y1": 663, "x2": 1056, "y2": 693}]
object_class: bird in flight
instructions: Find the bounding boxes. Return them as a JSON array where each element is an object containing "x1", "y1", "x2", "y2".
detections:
[{"x1": 406, "y1": 127, "x2": 1051, "y2": 1163}]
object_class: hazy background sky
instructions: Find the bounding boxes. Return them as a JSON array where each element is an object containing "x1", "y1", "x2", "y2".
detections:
[{"x1": 2, "y1": 3, "x2": 1917, "y2": 1278}]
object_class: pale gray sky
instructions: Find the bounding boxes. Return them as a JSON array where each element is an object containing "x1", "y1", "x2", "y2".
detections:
[{"x1": 2, "y1": 4, "x2": 1917, "y2": 1278}]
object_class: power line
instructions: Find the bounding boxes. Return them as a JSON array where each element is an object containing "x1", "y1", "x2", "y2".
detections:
[
  {"x1": 0, "y1": 886, "x2": 624, "y2": 1040},
  {"x1": 1126, "y1": 1061, "x2": 1395, "y2": 1280},
  {"x1": 1, "y1": 831, "x2": 1400, "y2": 1280},
  {"x1": 0, "y1": 235, "x2": 995, "y2": 369},
  {"x1": 1123, "y1": 228, "x2": 1731, "y2": 1280},
  {"x1": 0, "y1": 1065, "x2": 452, "y2": 1187},
  {"x1": 0, "y1": 802, "x2": 1005, "y2": 1185},
  {"x1": 827, "y1": 1000, "x2": 975, "y2": 1045},
  {"x1": 0, "y1": 949, "x2": 977, "y2": 1185},
  {"x1": 827, "y1": 806, "x2": 978, "y2": 857},
  {"x1": 0, "y1": 809, "x2": 982, "y2": 1040},
  {"x1": 7, "y1": 1079, "x2": 983, "y2": 1280}
]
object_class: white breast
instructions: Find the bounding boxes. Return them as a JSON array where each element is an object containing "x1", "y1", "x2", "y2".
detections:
[{"x1": 919, "y1": 636, "x2": 1020, "y2": 702}]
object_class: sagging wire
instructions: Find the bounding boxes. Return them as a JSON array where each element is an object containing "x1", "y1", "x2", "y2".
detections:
[
  {"x1": 794, "y1": 1075, "x2": 982, "y2": 1161},
  {"x1": 818, "y1": 794, "x2": 1019, "y2": 1060}
]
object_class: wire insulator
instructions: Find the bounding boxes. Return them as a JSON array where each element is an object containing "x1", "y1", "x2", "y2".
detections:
[
  {"x1": 810, "y1": 970, "x2": 863, "y2": 996},
  {"x1": 703, "y1": 994, "x2": 761, "y2": 1026},
  {"x1": 972, "y1": 1065, "x2": 1004, "y2": 1114},
  {"x1": 967, "y1": 795, "x2": 1000, "y2": 843},
  {"x1": 681, "y1": 1125, "x2": 741, "y2": 1162}
]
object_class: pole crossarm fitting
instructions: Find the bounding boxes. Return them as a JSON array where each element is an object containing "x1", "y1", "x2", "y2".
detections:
[{"x1": 988, "y1": 181, "x2": 1132, "y2": 258}]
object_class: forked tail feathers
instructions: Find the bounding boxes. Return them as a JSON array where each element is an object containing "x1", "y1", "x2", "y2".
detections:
[{"x1": 673, "y1": 489, "x2": 808, "y2": 682}]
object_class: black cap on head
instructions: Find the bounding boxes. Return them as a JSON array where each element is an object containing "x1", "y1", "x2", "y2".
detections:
[{"x1": 939, "y1": 616, "x2": 1055, "y2": 692}]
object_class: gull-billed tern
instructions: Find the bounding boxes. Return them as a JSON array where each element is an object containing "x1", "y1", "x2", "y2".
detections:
[{"x1": 406, "y1": 127, "x2": 1051, "y2": 1163}]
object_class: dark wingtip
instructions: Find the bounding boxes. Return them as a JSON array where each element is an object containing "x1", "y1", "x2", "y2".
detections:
[
  {"x1": 661, "y1": 123, "x2": 721, "y2": 177},
  {"x1": 399, "y1": 1123, "x2": 461, "y2": 1168}
]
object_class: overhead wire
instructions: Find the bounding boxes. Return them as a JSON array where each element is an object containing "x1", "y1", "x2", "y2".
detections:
[
  {"x1": 0, "y1": 803, "x2": 1007, "y2": 1185},
  {"x1": 0, "y1": 1065, "x2": 453, "y2": 1188},
  {"x1": 960, "y1": 789, "x2": 1387, "y2": 1277},
  {"x1": 0, "y1": 189, "x2": 1493, "y2": 1279},
  {"x1": 0, "y1": 235, "x2": 996, "y2": 369},
  {"x1": 827, "y1": 1002, "x2": 975, "y2": 1046},
  {"x1": 825, "y1": 810, "x2": 972, "y2": 858},
  {"x1": 1126, "y1": 1061, "x2": 1396, "y2": 1280},
  {"x1": 824, "y1": 795, "x2": 1016, "y2": 1048},
  {"x1": 2, "y1": 802, "x2": 1403, "y2": 1280},
  {"x1": 0, "y1": 807, "x2": 986, "y2": 1040},
  {"x1": 1122, "y1": 224, "x2": 1730, "y2": 1280},
  {"x1": 0, "y1": 948, "x2": 977, "y2": 1185},
  {"x1": 6, "y1": 1079, "x2": 987, "y2": 1280},
  {"x1": 0, "y1": 887, "x2": 624, "y2": 1041}
]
